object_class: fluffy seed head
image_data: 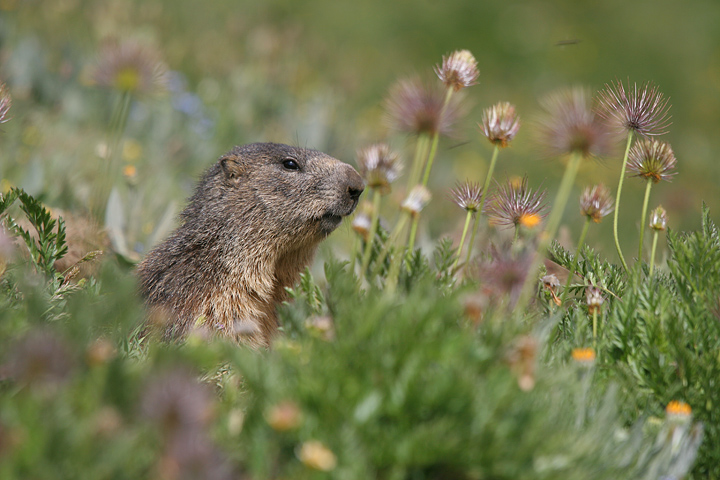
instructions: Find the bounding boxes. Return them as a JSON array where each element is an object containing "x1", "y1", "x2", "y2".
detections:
[
  {"x1": 434, "y1": 49, "x2": 479, "y2": 92},
  {"x1": 384, "y1": 77, "x2": 461, "y2": 136},
  {"x1": 351, "y1": 202, "x2": 373, "y2": 240},
  {"x1": 596, "y1": 80, "x2": 671, "y2": 137},
  {"x1": 356, "y1": 143, "x2": 402, "y2": 194},
  {"x1": 480, "y1": 102, "x2": 521, "y2": 147},
  {"x1": 537, "y1": 87, "x2": 614, "y2": 159},
  {"x1": 649, "y1": 206, "x2": 668, "y2": 231},
  {"x1": 487, "y1": 176, "x2": 548, "y2": 229},
  {"x1": 0, "y1": 83, "x2": 11, "y2": 125},
  {"x1": 93, "y1": 40, "x2": 167, "y2": 95},
  {"x1": 580, "y1": 184, "x2": 614, "y2": 223},
  {"x1": 627, "y1": 139, "x2": 677, "y2": 184},
  {"x1": 401, "y1": 185, "x2": 432, "y2": 216},
  {"x1": 450, "y1": 181, "x2": 483, "y2": 212}
]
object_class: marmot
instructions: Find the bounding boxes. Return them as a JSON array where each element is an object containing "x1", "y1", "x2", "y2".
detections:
[{"x1": 137, "y1": 143, "x2": 364, "y2": 347}]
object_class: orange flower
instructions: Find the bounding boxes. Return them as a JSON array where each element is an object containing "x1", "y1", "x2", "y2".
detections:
[
  {"x1": 571, "y1": 347, "x2": 596, "y2": 363},
  {"x1": 666, "y1": 400, "x2": 692, "y2": 417},
  {"x1": 265, "y1": 401, "x2": 302, "y2": 431},
  {"x1": 298, "y1": 441, "x2": 337, "y2": 471}
]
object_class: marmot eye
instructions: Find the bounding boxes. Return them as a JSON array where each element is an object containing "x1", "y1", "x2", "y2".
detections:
[{"x1": 282, "y1": 159, "x2": 300, "y2": 171}]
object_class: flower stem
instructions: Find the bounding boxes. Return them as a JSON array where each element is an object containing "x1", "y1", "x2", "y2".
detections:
[
  {"x1": 360, "y1": 188, "x2": 382, "y2": 280},
  {"x1": 517, "y1": 151, "x2": 583, "y2": 310},
  {"x1": 420, "y1": 88, "x2": 454, "y2": 188},
  {"x1": 613, "y1": 131, "x2": 633, "y2": 272},
  {"x1": 452, "y1": 210, "x2": 474, "y2": 272},
  {"x1": 372, "y1": 213, "x2": 410, "y2": 278},
  {"x1": 407, "y1": 135, "x2": 430, "y2": 190},
  {"x1": 592, "y1": 308, "x2": 598, "y2": 348},
  {"x1": 465, "y1": 145, "x2": 500, "y2": 266},
  {"x1": 407, "y1": 214, "x2": 420, "y2": 259},
  {"x1": 561, "y1": 217, "x2": 590, "y2": 305},
  {"x1": 649, "y1": 229, "x2": 659, "y2": 277},
  {"x1": 638, "y1": 178, "x2": 653, "y2": 262}
]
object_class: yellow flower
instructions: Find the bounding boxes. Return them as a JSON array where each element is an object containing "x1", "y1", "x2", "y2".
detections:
[
  {"x1": 571, "y1": 347, "x2": 596, "y2": 363},
  {"x1": 265, "y1": 401, "x2": 303, "y2": 432},
  {"x1": 666, "y1": 400, "x2": 692, "y2": 418},
  {"x1": 519, "y1": 213, "x2": 542, "y2": 229},
  {"x1": 298, "y1": 440, "x2": 337, "y2": 471}
]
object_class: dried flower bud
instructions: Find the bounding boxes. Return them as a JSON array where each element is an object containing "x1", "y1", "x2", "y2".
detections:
[
  {"x1": 580, "y1": 184, "x2": 614, "y2": 223},
  {"x1": 649, "y1": 206, "x2": 668, "y2": 231},
  {"x1": 265, "y1": 401, "x2": 303, "y2": 431},
  {"x1": 0, "y1": 83, "x2": 12, "y2": 125},
  {"x1": 93, "y1": 40, "x2": 167, "y2": 95},
  {"x1": 450, "y1": 181, "x2": 483, "y2": 213},
  {"x1": 401, "y1": 185, "x2": 432, "y2": 216},
  {"x1": 384, "y1": 77, "x2": 461, "y2": 136},
  {"x1": 487, "y1": 176, "x2": 548, "y2": 230},
  {"x1": 351, "y1": 203, "x2": 373, "y2": 240},
  {"x1": 571, "y1": 347, "x2": 596, "y2": 364},
  {"x1": 434, "y1": 49, "x2": 479, "y2": 92},
  {"x1": 298, "y1": 441, "x2": 337, "y2": 471},
  {"x1": 542, "y1": 274, "x2": 561, "y2": 306},
  {"x1": 537, "y1": 87, "x2": 614, "y2": 159},
  {"x1": 586, "y1": 286, "x2": 604, "y2": 315},
  {"x1": 480, "y1": 102, "x2": 521, "y2": 147},
  {"x1": 627, "y1": 139, "x2": 677, "y2": 184},
  {"x1": 356, "y1": 143, "x2": 402, "y2": 194},
  {"x1": 596, "y1": 80, "x2": 671, "y2": 137}
]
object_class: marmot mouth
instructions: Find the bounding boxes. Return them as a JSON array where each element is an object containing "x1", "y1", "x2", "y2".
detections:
[{"x1": 319, "y1": 212, "x2": 344, "y2": 231}]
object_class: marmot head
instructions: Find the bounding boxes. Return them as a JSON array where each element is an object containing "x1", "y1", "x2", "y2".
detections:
[{"x1": 215, "y1": 143, "x2": 364, "y2": 241}]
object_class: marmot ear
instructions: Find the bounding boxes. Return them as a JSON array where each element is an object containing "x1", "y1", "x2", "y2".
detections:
[{"x1": 220, "y1": 154, "x2": 246, "y2": 179}]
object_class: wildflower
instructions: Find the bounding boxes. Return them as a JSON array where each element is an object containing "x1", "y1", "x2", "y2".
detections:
[
  {"x1": 265, "y1": 401, "x2": 303, "y2": 432},
  {"x1": 666, "y1": 400, "x2": 692, "y2": 418},
  {"x1": 384, "y1": 77, "x2": 461, "y2": 136},
  {"x1": 537, "y1": 87, "x2": 614, "y2": 159},
  {"x1": 351, "y1": 203, "x2": 373, "y2": 241},
  {"x1": 0, "y1": 83, "x2": 11, "y2": 125},
  {"x1": 586, "y1": 286, "x2": 604, "y2": 315},
  {"x1": 140, "y1": 368, "x2": 214, "y2": 435},
  {"x1": 480, "y1": 102, "x2": 521, "y2": 147},
  {"x1": 627, "y1": 139, "x2": 677, "y2": 183},
  {"x1": 450, "y1": 181, "x2": 483, "y2": 213},
  {"x1": 596, "y1": 80, "x2": 671, "y2": 137},
  {"x1": 298, "y1": 440, "x2": 337, "y2": 471},
  {"x1": 477, "y1": 243, "x2": 533, "y2": 307},
  {"x1": 487, "y1": 176, "x2": 548, "y2": 230},
  {"x1": 434, "y1": 49, "x2": 479, "y2": 92},
  {"x1": 571, "y1": 347, "x2": 596, "y2": 364},
  {"x1": 6, "y1": 329, "x2": 74, "y2": 388},
  {"x1": 356, "y1": 143, "x2": 402, "y2": 194},
  {"x1": 122, "y1": 164, "x2": 138, "y2": 181},
  {"x1": 649, "y1": 206, "x2": 668, "y2": 231},
  {"x1": 401, "y1": 185, "x2": 432, "y2": 217},
  {"x1": 580, "y1": 184, "x2": 614, "y2": 223},
  {"x1": 93, "y1": 40, "x2": 167, "y2": 95}
]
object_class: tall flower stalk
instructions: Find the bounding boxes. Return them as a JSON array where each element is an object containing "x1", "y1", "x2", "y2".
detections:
[
  {"x1": 449, "y1": 181, "x2": 484, "y2": 271},
  {"x1": 517, "y1": 87, "x2": 612, "y2": 309},
  {"x1": 561, "y1": 184, "x2": 613, "y2": 304},
  {"x1": 626, "y1": 139, "x2": 676, "y2": 260},
  {"x1": 356, "y1": 144, "x2": 402, "y2": 280},
  {"x1": 465, "y1": 102, "x2": 521, "y2": 266},
  {"x1": 596, "y1": 80, "x2": 671, "y2": 270}
]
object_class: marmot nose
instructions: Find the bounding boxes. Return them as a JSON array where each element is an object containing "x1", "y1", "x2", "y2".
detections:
[{"x1": 343, "y1": 166, "x2": 365, "y2": 202}]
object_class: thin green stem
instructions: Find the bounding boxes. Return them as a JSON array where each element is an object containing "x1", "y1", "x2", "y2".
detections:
[
  {"x1": 372, "y1": 214, "x2": 409, "y2": 278},
  {"x1": 407, "y1": 135, "x2": 430, "y2": 190},
  {"x1": 649, "y1": 230, "x2": 659, "y2": 277},
  {"x1": 517, "y1": 151, "x2": 583, "y2": 310},
  {"x1": 465, "y1": 145, "x2": 500, "y2": 266},
  {"x1": 592, "y1": 309, "x2": 598, "y2": 348},
  {"x1": 452, "y1": 210, "x2": 474, "y2": 272},
  {"x1": 407, "y1": 214, "x2": 420, "y2": 258},
  {"x1": 360, "y1": 189, "x2": 382, "y2": 280},
  {"x1": 638, "y1": 178, "x2": 653, "y2": 262},
  {"x1": 561, "y1": 217, "x2": 591, "y2": 305},
  {"x1": 613, "y1": 131, "x2": 634, "y2": 272},
  {"x1": 513, "y1": 225, "x2": 520, "y2": 245},
  {"x1": 420, "y1": 88, "x2": 454, "y2": 188}
]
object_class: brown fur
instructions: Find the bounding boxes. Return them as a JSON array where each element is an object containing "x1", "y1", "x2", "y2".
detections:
[{"x1": 136, "y1": 143, "x2": 364, "y2": 347}]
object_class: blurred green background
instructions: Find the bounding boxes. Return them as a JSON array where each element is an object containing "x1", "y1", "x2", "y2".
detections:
[{"x1": 1, "y1": 0, "x2": 718, "y2": 263}]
